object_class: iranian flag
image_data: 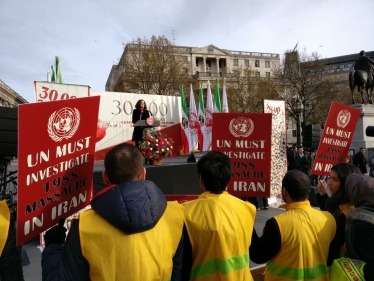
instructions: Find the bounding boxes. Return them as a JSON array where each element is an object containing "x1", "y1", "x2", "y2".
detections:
[
  {"x1": 197, "y1": 83, "x2": 204, "y2": 150},
  {"x1": 203, "y1": 81, "x2": 214, "y2": 151},
  {"x1": 180, "y1": 86, "x2": 190, "y2": 154},
  {"x1": 222, "y1": 78, "x2": 229, "y2": 112},
  {"x1": 214, "y1": 78, "x2": 222, "y2": 113},
  {"x1": 188, "y1": 84, "x2": 199, "y2": 151}
]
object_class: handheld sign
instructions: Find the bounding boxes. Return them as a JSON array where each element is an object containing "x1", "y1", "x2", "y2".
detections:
[
  {"x1": 312, "y1": 102, "x2": 360, "y2": 176},
  {"x1": 212, "y1": 113, "x2": 272, "y2": 197},
  {"x1": 263, "y1": 100, "x2": 287, "y2": 198},
  {"x1": 17, "y1": 96, "x2": 100, "y2": 246}
]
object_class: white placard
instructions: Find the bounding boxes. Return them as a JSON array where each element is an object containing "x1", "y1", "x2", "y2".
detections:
[{"x1": 34, "y1": 81, "x2": 90, "y2": 102}]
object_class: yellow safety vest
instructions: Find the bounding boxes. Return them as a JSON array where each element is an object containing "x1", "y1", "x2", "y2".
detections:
[
  {"x1": 0, "y1": 200, "x2": 10, "y2": 256},
  {"x1": 79, "y1": 201, "x2": 184, "y2": 281},
  {"x1": 265, "y1": 201, "x2": 336, "y2": 281},
  {"x1": 339, "y1": 203, "x2": 355, "y2": 257},
  {"x1": 182, "y1": 191, "x2": 256, "y2": 281}
]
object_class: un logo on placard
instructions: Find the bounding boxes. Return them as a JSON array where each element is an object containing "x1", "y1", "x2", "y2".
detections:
[
  {"x1": 336, "y1": 110, "x2": 351, "y2": 128},
  {"x1": 48, "y1": 107, "x2": 80, "y2": 142},
  {"x1": 229, "y1": 117, "x2": 254, "y2": 138}
]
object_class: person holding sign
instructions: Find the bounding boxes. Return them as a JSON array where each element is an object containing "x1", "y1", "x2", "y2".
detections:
[
  {"x1": 181, "y1": 151, "x2": 257, "y2": 280},
  {"x1": 250, "y1": 170, "x2": 336, "y2": 280},
  {"x1": 41, "y1": 143, "x2": 184, "y2": 281},
  {"x1": 132, "y1": 99, "x2": 151, "y2": 148},
  {"x1": 316, "y1": 163, "x2": 361, "y2": 265},
  {"x1": 0, "y1": 200, "x2": 23, "y2": 281}
]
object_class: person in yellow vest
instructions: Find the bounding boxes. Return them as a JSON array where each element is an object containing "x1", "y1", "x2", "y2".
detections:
[
  {"x1": 181, "y1": 151, "x2": 257, "y2": 280},
  {"x1": 41, "y1": 143, "x2": 185, "y2": 281},
  {"x1": 250, "y1": 170, "x2": 336, "y2": 281},
  {"x1": 0, "y1": 200, "x2": 24, "y2": 281},
  {"x1": 315, "y1": 163, "x2": 361, "y2": 264}
]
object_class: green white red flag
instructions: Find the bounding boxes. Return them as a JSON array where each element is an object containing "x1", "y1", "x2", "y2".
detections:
[
  {"x1": 222, "y1": 78, "x2": 229, "y2": 112},
  {"x1": 214, "y1": 79, "x2": 221, "y2": 113},
  {"x1": 180, "y1": 86, "x2": 190, "y2": 154},
  {"x1": 188, "y1": 84, "x2": 199, "y2": 151},
  {"x1": 203, "y1": 81, "x2": 213, "y2": 151},
  {"x1": 197, "y1": 83, "x2": 204, "y2": 149}
]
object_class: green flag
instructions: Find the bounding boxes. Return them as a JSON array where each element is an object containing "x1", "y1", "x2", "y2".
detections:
[
  {"x1": 214, "y1": 79, "x2": 221, "y2": 112},
  {"x1": 51, "y1": 65, "x2": 55, "y2": 83},
  {"x1": 55, "y1": 56, "x2": 63, "y2": 84}
]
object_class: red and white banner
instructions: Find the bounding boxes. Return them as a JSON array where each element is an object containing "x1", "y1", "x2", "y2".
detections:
[
  {"x1": 312, "y1": 102, "x2": 361, "y2": 176},
  {"x1": 212, "y1": 113, "x2": 272, "y2": 197},
  {"x1": 90, "y1": 91, "x2": 182, "y2": 160},
  {"x1": 34, "y1": 81, "x2": 90, "y2": 102},
  {"x1": 263, "y1": 100, "x2": 287, "y2": 198},
  {"x1": 17, "y1": 96, "x2": 100, "y2": 245}
]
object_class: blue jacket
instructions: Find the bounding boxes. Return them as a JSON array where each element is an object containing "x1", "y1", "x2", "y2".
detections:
[{"x1": 42, "y1": 180, "x2": 184, "y2": 281}]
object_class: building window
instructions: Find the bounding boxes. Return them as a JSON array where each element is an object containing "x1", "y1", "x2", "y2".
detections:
[
  {"x1": 233, "y1": 59, "x2": 238, "y2": 66},
  {"x1": 206, "y1": 60, "x2": 211, "y2": 67},
  {"x1": 196, "y1": 58, "x2": 199, "y2": 66},
  {"x1": 244, "y1": 59, "x2": 249, "y2": 67},
  {"x1": 265, "y1": 61, "x2": 270, "y2": 68},
  {"x1": 266, "y1": 72, "x2": 270, "y2": 78},
  {"x1": 219, "y1": 60, "x2": 226, "y2": 68},
  {"x1": 256, "y1": 72, "x2": 260, "y2": 77},
  {"x1": 255, "y1": 60, "x2": 260, "y2": 67},
  {"x1": 182, "y1": 56, "x2": 188, "y2": 62}
]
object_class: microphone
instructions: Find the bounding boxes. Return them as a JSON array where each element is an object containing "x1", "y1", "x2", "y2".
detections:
[{"x1": 140, "y1": 112, "x2": 142, "y2": 120}]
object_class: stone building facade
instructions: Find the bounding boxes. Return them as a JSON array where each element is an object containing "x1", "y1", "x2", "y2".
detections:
[
  {"x1": 106, "y1": 44, "x2": 280, "y2": 91},
  {"x1": 0, "y1": 79, "x2": 28, "y2": 107}
]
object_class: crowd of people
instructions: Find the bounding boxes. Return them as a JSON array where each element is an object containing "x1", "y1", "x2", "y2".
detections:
[
  {"x1": 1, "y1": 143, "x2": 374, "y2": 280},
  {"x1": 2, "y1": 95, "x2": 374, "y2": 279},
  {"x1": 38, "y1": 145, "x2": 374, "y2": 280}
]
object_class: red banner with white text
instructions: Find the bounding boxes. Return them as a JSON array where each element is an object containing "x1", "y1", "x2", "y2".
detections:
[
  {"x1": 312, "y1": 102, "x2": 360, "y2": 176},
  {"x1": 212, "y1": 113, "x2": 272, "y2": 197},
  {"x1": 17, "y1": 96, "x2": 100, "y2": 245}
]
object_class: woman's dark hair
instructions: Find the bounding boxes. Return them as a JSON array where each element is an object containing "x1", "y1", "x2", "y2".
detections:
[
  {"x1": 135, "y1": 99, "x2": 147, "y2": 110},
  {"x1": 326, "y1": 163, "x2": 361, "y2": 216}
]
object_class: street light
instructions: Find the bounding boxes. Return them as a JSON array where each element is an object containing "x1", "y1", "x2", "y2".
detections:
[{"x1": 292, "y1": 98, "x2": 303, "y2": 147}]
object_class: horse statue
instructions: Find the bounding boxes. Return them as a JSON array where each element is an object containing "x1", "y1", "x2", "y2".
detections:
[{"x1": 349, "y1": 68, "x2": 374, "y2": 104}]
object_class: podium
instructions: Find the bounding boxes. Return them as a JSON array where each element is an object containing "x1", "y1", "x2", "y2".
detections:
[{"x1": 134, "y1": 119, "x2": 161, "y2": 138}]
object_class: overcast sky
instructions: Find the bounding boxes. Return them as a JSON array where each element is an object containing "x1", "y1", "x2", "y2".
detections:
[{"x1": 1, "y1": 0, "x2": 373, "y2": 102}]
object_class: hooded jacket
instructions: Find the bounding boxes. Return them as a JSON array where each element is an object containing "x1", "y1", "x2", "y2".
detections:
[{"x1": 42, "y1": 180, "x2": 184, "y2": 281}]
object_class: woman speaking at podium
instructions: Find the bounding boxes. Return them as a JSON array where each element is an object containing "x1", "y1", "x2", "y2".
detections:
[{"x1": 132, "y1": 99, "x2": 151, "y2": 148}]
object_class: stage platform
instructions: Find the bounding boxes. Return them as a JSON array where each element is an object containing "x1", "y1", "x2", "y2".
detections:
[{"x1": 92, "y1": 156, "x2": 201, "y2": 195}]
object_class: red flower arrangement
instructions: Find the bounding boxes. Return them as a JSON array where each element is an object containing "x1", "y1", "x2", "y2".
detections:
[{"x1": 139, "y1": 131, "x2": 174, "y2": 160}]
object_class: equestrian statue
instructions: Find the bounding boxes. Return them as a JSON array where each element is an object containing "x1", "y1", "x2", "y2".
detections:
[{"x1": 349, "y1": 50, "x2": 374, "y2": 104}]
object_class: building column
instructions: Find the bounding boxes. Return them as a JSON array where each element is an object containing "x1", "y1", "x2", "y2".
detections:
[
  {"x1": 191, "y1": 55, "x2": 194, "y2": 75},
  {"x1": 203, "y1": 57, "x2": 206, "y2": 72},
  {"x1": 216, "y1": 57, "x2": 220, "y2": 73}
]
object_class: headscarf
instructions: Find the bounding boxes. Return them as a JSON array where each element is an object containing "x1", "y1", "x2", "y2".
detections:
[
  {"x1": 345, "y1": 173, "x2": 374, "y2": 208},
  {"x1": 345, "y1": 173, "x2": 374, "y2": 259}
]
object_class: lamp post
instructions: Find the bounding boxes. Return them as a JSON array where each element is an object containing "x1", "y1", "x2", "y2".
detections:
[{"x1": 292, "y1": 98, "x2": 303, "y2": 147}]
